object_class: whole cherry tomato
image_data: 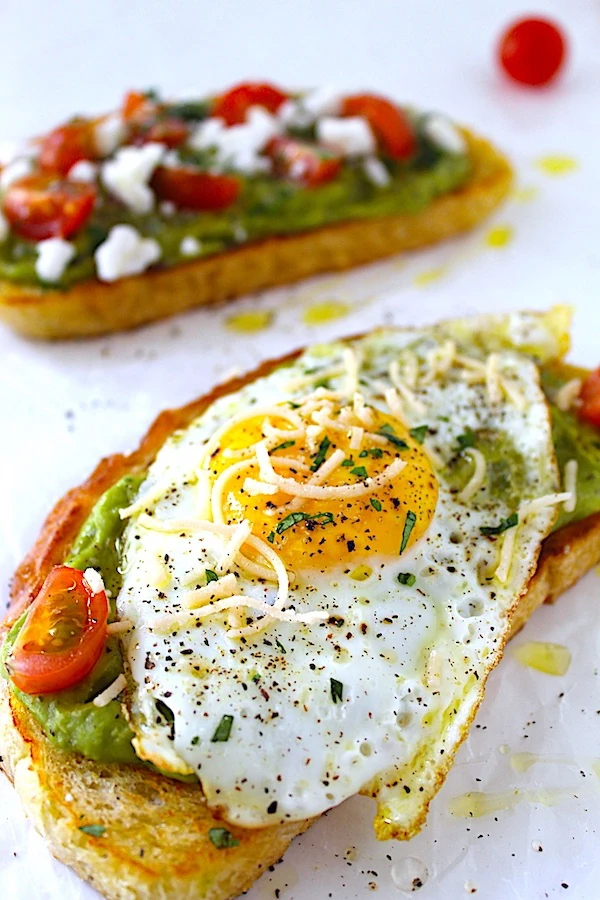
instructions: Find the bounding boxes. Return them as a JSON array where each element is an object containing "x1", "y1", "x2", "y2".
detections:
[{"x1": 499, "y1": 17, "x2": 567, "y2": 86}]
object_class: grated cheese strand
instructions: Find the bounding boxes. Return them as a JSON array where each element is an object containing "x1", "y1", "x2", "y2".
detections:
[
  {"x1": 152, "y1": 595, "x2": 327, "y2": 634},
  {"x1": 349, "y1": 426, "x2": 364, "y2": 450},
  {"x1": 520, "y1": 491, "x2": 573, "y2": 517},
  {"x1": 384, "y1": 387, "x2": 407, "y2": 425},
  {"x1": 457, "y1": 448, "x2": 487, "y2": 503},
  {"x1": 93, "y1": 674, "x2": 127, "y2": 708},
  {"x1": 343, "y1": 347, "x2": 361, "y2": 396},
  {"x1": 183, "y1": 573, "x2": 238, "y2": 610},
  {"x1": 495, "y1": 526, "x2": 517, "y2": 584},
  {"x1": 485, "y1": 353, "x2": 502, "y2": 404},
  {"x1": 563, "y1": 460, "x2": 578, "y2": 513},
  {"x1": 217, "y1": 519, "x2": 252, "y2": 573},
  {"x1": 106, "y1": 620, "x2": 133, "y2": 636},
  {"x1": 555, "y1": 378, "x2": 582, "y2": 412},
  {"x1": 389, "y1": 360, "x2": 426, "y2": 414}
]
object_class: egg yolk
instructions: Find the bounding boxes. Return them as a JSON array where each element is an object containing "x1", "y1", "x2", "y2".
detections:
[{"x1": 208, "y1": 404, "x2": 437, "y2": 572}]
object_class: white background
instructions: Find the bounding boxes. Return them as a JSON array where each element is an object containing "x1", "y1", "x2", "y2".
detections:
[{"x1": 1, "y1": 1, "x2": 600, "y2": 898}]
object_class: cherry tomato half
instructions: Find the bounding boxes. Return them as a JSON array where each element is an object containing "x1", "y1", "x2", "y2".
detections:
[
  {"x1": 578, "y1": 369, "x2": 600, "y2": 428},
  {"x1": 341, "y1": 93, "x2": 416, "y2": 161},
  {"x1": 151, "y1": 166, "x2": 241, "y2": 211},
  {"x1": 122, "y1": 90, "x2": 156, "y2": 122},
  {"x1": 213, "y1": 82, "x2": 288, "y2": 126},
  {"x1": 7, "y1": 566, "x2": 109, "y2": 695},
  {"x1": 267, "y1": 136, "x2": 342, "y2": 187},
  {"x1": 498, "y1": 17, "x2": 567, "y2": 86},
  {"x1": 39, "y1": 120, "x2": 97, "y2": 176},
  {"x1": 3, "y1": 174, "x2": 96, "y2": 241},
  {"x1": 129, "y1": 117, "x2": 190, "y2": 149}
]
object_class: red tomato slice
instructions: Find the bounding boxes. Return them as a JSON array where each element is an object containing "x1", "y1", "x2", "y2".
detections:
[
  {"x1": 39, "y1": 120, "x2": 97, "y2": 176},
  {"x1": 122, "y1": 90, "x2": 156, "y2": 122},
  {"x1": 129, "y1": 117, "x2": 190, "y2": 149},
  {"x1": 499, "y1": 17, "x2": 567, "y2": 87},
  {"x1": 3, "y1": 174, "x2": 96, "y2": 241},
  {"x1": 151, "y1": 166, "x2": 240, "y2": 211},
  {"x1": 579, "y1": 369, "x2": 600, "y2": 428},
  {"x1": 7, "y1": 566, "x2": 109, "y2": 695},
  {"x1": 267, "y1": 137, "x2": 342, "y2": 187},
  {"x1": 213, "y1": 82, "x2": 288, "y2": 126},
  {"x1": 341, "y1": 93, "x2": 416, "y2": 161}
]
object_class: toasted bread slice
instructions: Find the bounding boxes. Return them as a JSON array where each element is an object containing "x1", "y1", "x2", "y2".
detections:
[{"x1": 0, "y1": 130, "x2": 512, "y2": 340}]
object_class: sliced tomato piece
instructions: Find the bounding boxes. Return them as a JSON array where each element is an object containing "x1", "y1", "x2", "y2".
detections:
[
  {"x1": 151, "y1": 166, "x2": 240, "y2": 211},
  {"x1": 129, "y1": 117, "x2": 190, "y2": 149},
  {"x1": 7, "y1": 566, "x2": 109, "y2": 695},
  {"x1": 122, "y1": 90, "x2": 156, "y2": 122},
  {"x1": 579, "y1": 369, "x2": 600, "y2": 428},
  {"x1": 3, "y1": 174, "x2": 96, "y2": 241},
  {"x1": 213, "y1": 82, "x2": 288, "y2": 126},
  {"x1": 39, "y1": 120, "x2": 97, "y2": 176},
  {"x1": 267, "y1": 136, "x2": 342, "y2": 187},
  {"x1": 341, "y1": 93, "x2": 416, "y2": 161}
]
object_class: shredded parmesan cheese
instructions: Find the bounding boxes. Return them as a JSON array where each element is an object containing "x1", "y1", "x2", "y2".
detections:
[
  {"x1": 563, "y1": 460, "x2": 578, "y2": 513},
  {"x1": 555, "y1": 378, "x2": 582, "y2": 412},
  {"x1": 389, "y1": 360, "x2": 426, "y2": 414},
  {"x1": 152, "y1": 595, "x2": 327, "y2": 634},
  {"x1": 184, "y1": 573, "x2": 238, "y2": 609},
  {"x1": 457, "y1": 448, "x2": 487, "y2": 502},
  {"x1": 106, "y1": 619, "x2": 133, "y2": 636},
  {"x1": 343, "y1": 347, "x2": 361, "y2": 395},
  {"x1": 119, "y1": 480, "x2": 171, "y2": 520},
  {"x1": 349, "y1": 426, "x2": 364, "y2": 450},
  {"x1": 217, "y1": 519, "x2": 252, "y2": 573},
  {"x1": 485, "y1": 353, "x2": 502, "y2": 404},
  {"x1": 520, "y1": 491, "x2": 573, "y2": 518},
  {"x1": 93, "y1": 674, "x2": 127, "y2": 708},
  {"x1": 495, "y1": 526, "x2": 517, "y2": 584}
]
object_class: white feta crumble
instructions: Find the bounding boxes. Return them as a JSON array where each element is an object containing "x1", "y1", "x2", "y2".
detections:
[
  {"x1": 189, "y1": 106, "x2": 279, "y2": 174},
  {"x1": 0, "y1": 210, "x2": 9, "y2": 242},
  {"x1": 83, "y1": 568, "x2": 105, "y2": 595},
  {"x1": 160, "y1": 200, "x2": 176, "y2": 216},
  {"x1": 0, "y1": 157, "x2": 33, "y2": 190},
  {"x1": 95, "y1": 224, "x2": 161, "y2": 282},
  {"x1": 278, "y1": 86, "x2": 342, "y2": 128},
  {"x1": 94, "y1": 114, "x2": 126, "y2": 156},
  {"x1": 162, "y1": 150, "x2": 181, "y2": 168},
  {"x1": 101, "y1": 143, "x2": 166, "y2": 214},
  {"x1": 68, "y1": 159, "x2": 98, "y2": 182},
  {"x1": 363, "y1": 156, "x2": 391, "y2": 187},
  {"x1": 423, "y1": 114, "x2": 466, "y2": 155},
  {"x1": 35, "y1": 238, "x2": 76, "y2": 283},
  {"x1": 317, "y1": 116, "x2": 376, "y2": 157},
  {"x1": 180, "y1": 235, "x2": 201, "y2": 257}
]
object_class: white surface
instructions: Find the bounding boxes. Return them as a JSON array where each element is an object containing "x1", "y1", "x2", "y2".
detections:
[{"x1": 1, "y1": 0, "x2": 600, "y2": 898}]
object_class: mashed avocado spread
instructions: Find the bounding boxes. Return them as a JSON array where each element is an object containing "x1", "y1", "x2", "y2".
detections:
[{"x1": 3, "y1": 365, "x2": 599, "y2": 768}]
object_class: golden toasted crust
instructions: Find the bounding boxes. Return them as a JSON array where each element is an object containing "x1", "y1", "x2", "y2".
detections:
[
  {"x1": 0, "y1": 130, "x2": 512, "y2": 340},
  {"x1": 4, "y1": 347, "x2": 600, "y2": 900}
]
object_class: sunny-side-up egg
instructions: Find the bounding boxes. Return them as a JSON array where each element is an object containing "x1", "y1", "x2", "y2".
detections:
[{"x1": 116, "y1": 309, "x2": 570, "y2": 838}]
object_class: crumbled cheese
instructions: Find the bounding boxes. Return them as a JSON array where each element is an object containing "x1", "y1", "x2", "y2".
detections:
[
  {"x1": 0, "y1": 157, "x2": 32, "y2": 190},
  {"x1": 189, "y1": 107, "x2": 279, "y2": 174},
  {"x1": 180, "y1": 235, "x2": 202, "y2": 257},
  {"x1": 0, "y1": 211, "x2": 8, "y2": 242},
  {"x1": 101, "y1": 143, "x2": 165, "y2": 214},
  {"x1": 279, "y1": 86, "x2": 342, "y2": 127},
  {"x1": 317, "y1": 116, "x2": 376, "y2": 157},
  {"x1": 95, "y1": 224, "x2": 161, "y2": 282},
  {"x1": 35, "y1": 238, "x2": 76, "y2": 283},
  {"x1": 94, "y1": 114, "x2": 125, "y2": 156},
  {"x1": 68, "y1": 160, "x2": 98, "y2": 182},
  {"x1": 423, "y1": 114, "x2": 467, "y2": 155},
  {"x1": 93, "y1": 674, "x2": 127, "y2": 708},
  {"x1": 363, "y1": 156, "x2": 391, "y2": 187},
  {"x1": 555, "y1": 378, "x2": 582, "y2": 412},
  {"x1": 563, "y1": 459, "x2": 578, "y2": 513},
  {"x1": 106, "y1": 620, "x2": 133, "y2": 636},
  {"x1": 83, "y1": 568, "x2": 105, "y2": 595},
  {"x1": 160, "y1": 200, "x2": 176, "y2": 216}
]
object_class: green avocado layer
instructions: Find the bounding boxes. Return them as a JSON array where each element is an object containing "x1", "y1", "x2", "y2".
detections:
[{"x1": 3, "y1": 365, "x2": 600, "y2": 768}]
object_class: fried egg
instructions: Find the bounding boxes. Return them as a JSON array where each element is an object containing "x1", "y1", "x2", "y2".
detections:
[{"x1": 116, "y1": 309, "x2": 569, "y2": 838}]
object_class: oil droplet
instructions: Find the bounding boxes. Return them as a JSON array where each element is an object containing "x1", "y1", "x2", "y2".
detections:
[
  {"x1": 303, "y1": 299, "x2": 351, "y2": 325},
  {"x1": 513, "y1": 641, "x2": 571, "y2": 676},
  {"x1": 344, "y1": 846, "x2": 358, "y2": 861},
  {"x1": 391, "y1": 857, "x2": 429, "y2": 892},
  {"x1": 485, "y1": 225, "x2": 514, "y2": 249},
  {"x1": 350, "y1": 564, "x2": 373, "y2": 581},
  {"x1": 593, "y1": 760, "x2": 600, "y2": 779},
  {"x1": 413, "y1": 267, "x2": 446, "y2": 287},
  {"x1": 510, "y1": 752, "x2": 539, "y2": 774},
  {"x1": 226, "y1": 309, "x2": 273, "y2": 333},
  {"x1": 498, "y1": 743, "x2": 511, "y2": 755},
  {"x1": 512, "y1": 185, "x2": 539, "y2": 203},
  {"x1": 464, "y1": 882, "x2": 478, "y2": 894},
  {"x1": 535, "y1": 155, "x2": 578, "y2": 177},
  {"x1": 448, "y1": 790, "x2": 520, "y2": 818}
]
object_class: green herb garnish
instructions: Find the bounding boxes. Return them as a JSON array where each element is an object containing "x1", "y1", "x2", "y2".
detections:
[
  {"x1": 342, "y1": 458, "x2": 355, "y2": 467},
  {"x1": 370, "y1": 498, "x2": 382, "y2": 512},
  {"x1": 480, "y1": 512, "x2": 519, "y2": 536},
  {"x1": 330, "y1": 678, "x2": 343, "y2": 703},
  {"x1": 456, "y1": 428, "x2": 475, "y2": 451},
  {"x1": 208, "y1": 827, "x2": 240, "y2": 849},
  {"x1": 211, "y1": 714, "x2": 234, "y2": 742},
  {"x1": 400, "y1": 510, "x2": 417, "y2": 554},
  {"x1": 378, "y1": 423, "x2": 409, "y2": 450},
  {"x1": 310, "y1": 436, "x2": 331, "y2": 472},
  {"x1": 275, "y1": 638, "x2": 286, "y2": 654},
  {"x1": 409, "y1": 425, "x2": 429, "y2": 444},
  {"x1": 359, "y1": 447, "x2": 383, "y2": 458},
  {"x1": 267, "y1": 531, "x2": 275, "y2": 543},
  {"x1": 205, "y1": 569, "x2": 218, "y2": 584},
  {"x1": 271, "y1": 440, "x2": 296, "y2": 452},
  {"x1": 351, "y1": 466, "x2": 368, "y2": 478},
  {"x1": 276, "y1": 511, "x2": 334, "y2": 534},
  {"x1": 191, "y1": 736, "x2": 200, "y2": 746},
  {"x1": 398, "y1": 572, "x2": 416, "y2": 586},
  {"x1": 79, "y1": 824, "x2": 106, "y2": 838}
]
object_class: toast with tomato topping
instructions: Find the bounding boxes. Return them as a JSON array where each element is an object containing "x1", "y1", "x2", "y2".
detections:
[
  {"x1": 2, "y1": 311, "x2": 600, "y2": 900},
  {"x1": 0, "y1": 83, "x2": 511, "y2": 339}
]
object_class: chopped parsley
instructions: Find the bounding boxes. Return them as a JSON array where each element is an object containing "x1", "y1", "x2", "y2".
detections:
[
  {"x1": 342, "y1": 457, "x2": 355, "y2": 467},
  {"x1": 351, "y1": 466, "x2": 368, "y2": 478},
  {"x1": 271, "y1": 440, "x2": 296, "y2": 452},
  {"x1": 79, "y1": 824, "x2": 106, "y2": 838},
  {"x1": 208, "y1": 827, "x2": 240, "y2": 849},
  {"x1": 480, "y1": 512, "x2": 519, "y2": 536},
  {"x1": 276, "y1": 511, "x2": 334, "y2": 534},
  {"x1": 456, "y1": 428, "x2": 475, "y2": 451},
  {"x1": 370, "y1": 497, "x2": 382, "y2": 512},
  {"x1": 275, "y1": 638, "x2": 287, "y2": 654},
  {"x1": 400, "y1": 510, "x2": 417, "y2": 554},
  {"x1": 359, "y1": 447, "x2": 383, "y2": 458},
  {"x1": 155, "y1": 699, "x2": 174, "y2": 725},
  {"x1": 211, "y1": 714, "x2": 234, "y2": 742},
  {"x1": 205, "y1": 569, "x2": 218, "y2": 584},
  {"x1": 267, "y1": 531, "x2": 275, "y2": 543},
  {"x1": 398, "y1": 572, "x2": 416, "y2": 586},
  {"x1": 191, "y1": 736, "x2": 200, "y2": 746},
  {"x1": 310, "y1": 435, "x2": 331, "y2": 472},
  {"x1": 378, "y1": 423, "x2": 409, "y2": 450},
  {"x1": 330, "y1": 677, "x2": 343, "y2": 703},
  {"x1": 409, "y1": 425, "x2": 429, "y2": 444}
]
